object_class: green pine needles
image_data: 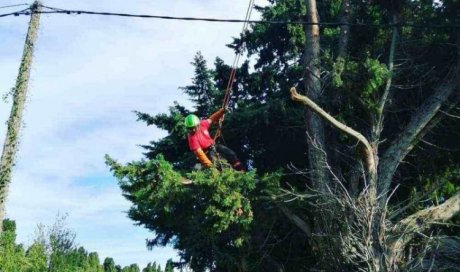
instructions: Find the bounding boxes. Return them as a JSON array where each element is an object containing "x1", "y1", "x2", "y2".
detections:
[{"x1": 105, "y1": 154, "x2": 280, "y2": 270}]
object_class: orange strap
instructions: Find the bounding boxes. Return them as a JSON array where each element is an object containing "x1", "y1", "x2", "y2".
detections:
[
  {"x1": 193, "y1": 148, "x2": 212, "y2": 168},
  {"x1": 209, "y1": 108, "x2": 225, "y2": 123}
]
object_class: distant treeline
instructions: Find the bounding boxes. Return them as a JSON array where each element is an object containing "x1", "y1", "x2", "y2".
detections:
[{"x1": 0, "y1": 218, "x2": 174, "y2": 272}]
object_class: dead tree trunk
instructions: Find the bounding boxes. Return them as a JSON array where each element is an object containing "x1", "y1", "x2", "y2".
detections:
[
  {"x1": 290, "y1": 87, "x2": 460, "y2": 271},
  {"x1": 303, "y1": 0, "x2": 327, "y2": 190},
  {"x1": 0, "y1": 1, "x2": 41, "y2": 233}
]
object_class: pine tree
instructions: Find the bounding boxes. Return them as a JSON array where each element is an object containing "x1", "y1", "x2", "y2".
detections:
[
  {"x1": 180, "y1": 52, "x2": 219, "y2": 117},
  {"x1": 104, "y1": 257, "x2": 117, "y2": 272},
  {"x1": 164, "y1": 259, "x2": 173, "y2": 272}
]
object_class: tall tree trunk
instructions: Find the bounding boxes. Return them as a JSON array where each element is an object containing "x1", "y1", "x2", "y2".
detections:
[
  {"x1": 302, "y1": 2, "x2": 340, "y2": 268},
  {"x1": 0, "y1": 1, "x2": 41, "y2": 233},
  {"x1": 303, "y1": 0, "x2": 327, "y2": 190}
]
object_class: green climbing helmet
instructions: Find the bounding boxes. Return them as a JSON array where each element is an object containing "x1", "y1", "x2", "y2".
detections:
[{"x1": 184, "y1": 114, "x2": 200, "y2": 128}]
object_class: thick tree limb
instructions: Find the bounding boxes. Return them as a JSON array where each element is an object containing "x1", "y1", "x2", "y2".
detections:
[
  {"x1": 290, "y1": 87, "x2": 377, "y2": 184},
  {"x1": 388, "y1": 193, "x2": 460, "y2": 267},
  {"x1": 378, "y1": 62, "x2": 460, "y2": 195},
  {"x1": 394, "y1": 193, "x2": 460, "y2": 233}
]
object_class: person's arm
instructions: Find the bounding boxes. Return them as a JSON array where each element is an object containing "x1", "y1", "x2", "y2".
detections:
[
  {"x1": 193, "y1": 148, "x2": 213, "y2": 168},
  {"x1": 207, "y1": 108, "x2": 225, "y2": 125}
]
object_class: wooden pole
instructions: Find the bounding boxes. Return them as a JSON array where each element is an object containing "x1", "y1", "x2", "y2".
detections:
[{"x1": 0, "y1": 1, "x2": 41, "y2": 233}]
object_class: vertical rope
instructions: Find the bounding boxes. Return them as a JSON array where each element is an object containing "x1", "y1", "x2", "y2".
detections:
[{"x1": 214, "y1": 0, "x2": 255, "y2": 141}]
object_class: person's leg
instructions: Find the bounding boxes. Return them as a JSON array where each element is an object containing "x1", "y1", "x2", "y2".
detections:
[
  {"x1": 206, "y1": 146, "x2": 225, "y2": 171},
  {"x1": 206, "y1": 147, "x2": 217, "y2": 162},
  {"x1": 215, "y1": 144, "x2": 244, "y2": 171}
]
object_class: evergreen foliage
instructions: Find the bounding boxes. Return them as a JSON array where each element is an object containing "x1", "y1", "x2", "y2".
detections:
[{"x1": 105, "y1": 154, "x2": 281, "y2": 271}]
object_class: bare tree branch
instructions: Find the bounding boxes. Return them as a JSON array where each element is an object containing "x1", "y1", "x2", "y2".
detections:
[
  {"x1": 375, "y1": 14, "x2": 400, "y2": 140},
  {"x1": 394, "y1": 193, "x2": 460, "y2": 234},
  {"x1": 290, "y1": 87, "x2": 377, "y2": 185},
  {"x1": 378, "y1": 62, "x2": 460, "y2": 195}
]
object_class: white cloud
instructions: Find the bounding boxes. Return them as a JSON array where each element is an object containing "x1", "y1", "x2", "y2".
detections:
[{"x1": 0, "y1": 0, "x2": 269, "y2": 268}]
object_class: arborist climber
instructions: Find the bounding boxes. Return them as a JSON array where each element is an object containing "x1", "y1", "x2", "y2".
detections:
[{"x1": 185, "y1": 108, "x2": 244, "y2": 171}]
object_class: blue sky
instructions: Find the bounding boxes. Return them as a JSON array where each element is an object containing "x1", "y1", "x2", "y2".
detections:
[{"x1": 0, "y1": 0, "x2": 266, "y2": 268}]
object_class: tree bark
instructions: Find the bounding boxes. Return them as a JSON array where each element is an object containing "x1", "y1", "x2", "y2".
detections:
[
  {"x1": 303, "y1": 0, "x2": 328, "y2": 190},
  {"x1": 0, "y1": 1, "x2": 41, "y2": 233}
]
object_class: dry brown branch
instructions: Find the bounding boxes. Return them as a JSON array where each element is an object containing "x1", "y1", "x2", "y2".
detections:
[
  {"x1": 440, "y1": 109, "x2": 460, "y2": 119},
  {"x1": 290, "y1": 87, "x2": 377, "y2": 184}
]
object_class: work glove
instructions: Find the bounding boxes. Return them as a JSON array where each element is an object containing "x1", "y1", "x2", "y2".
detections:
[
  {"x1": 209, "y1": 108, "x2": 226, "y2": 123},
  {"x1": 193, "y1": 148, "x2": 213, "y2": 168}
]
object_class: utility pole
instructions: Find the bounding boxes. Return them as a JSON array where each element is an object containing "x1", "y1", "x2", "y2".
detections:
[{"x1": 0, "y1": 1, "x2": 41, "y2": 233}]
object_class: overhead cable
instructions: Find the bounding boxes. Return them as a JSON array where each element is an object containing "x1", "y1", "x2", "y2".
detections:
[
  {"x1": 0, "y1": 3, "x2": 29, "y2": 10},
  {"x1": 0, "y1": 5, "x2": 459, "y2": 29},
  {"x1": 0, "y1": 8, "x2": 30, "y2": 17}
]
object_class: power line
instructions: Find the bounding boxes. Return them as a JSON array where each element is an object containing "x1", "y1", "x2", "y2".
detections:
[
  {"x1": 0, "y1": 8, "x2": 29, "y2": 17},
  {"x1": 1, "y1": 4, "x2": 459, "y2": 29},
  {"x1": 0, "y1": 3, "x2": 29, "y2": 10}
]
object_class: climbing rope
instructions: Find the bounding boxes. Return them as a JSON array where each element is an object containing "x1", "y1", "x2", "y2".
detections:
[{"x1": 214, "y1": 0, "x2": 255, "y2": 142}]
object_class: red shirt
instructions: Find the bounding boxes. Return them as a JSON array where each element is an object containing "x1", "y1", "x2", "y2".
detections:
[{"x1": 188, "y1": 120, "x2": 214, "y2": 151}]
